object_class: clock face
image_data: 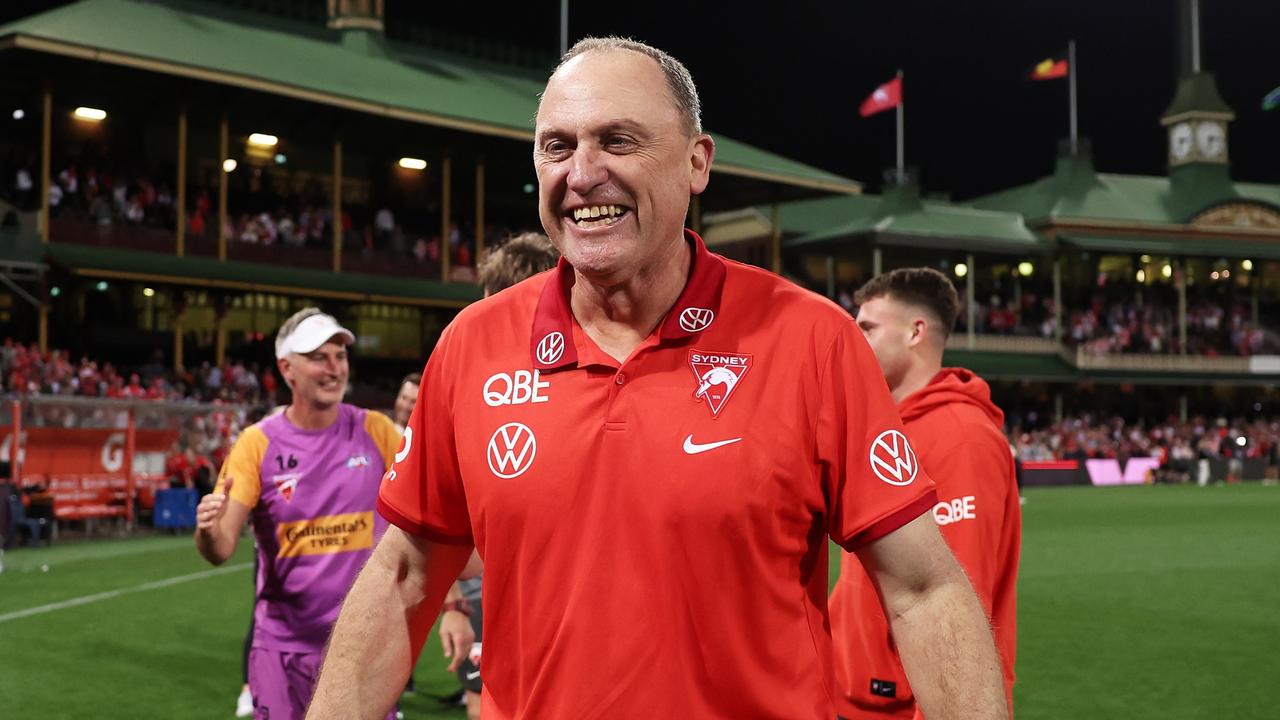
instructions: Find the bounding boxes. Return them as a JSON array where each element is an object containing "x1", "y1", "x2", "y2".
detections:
[
  {"x1": 1196, "y1": 121, "x2": 1225, "y2": 158},
  {"x1": 1170, "y1": 122, "x2": 1193, "y2": 160}
]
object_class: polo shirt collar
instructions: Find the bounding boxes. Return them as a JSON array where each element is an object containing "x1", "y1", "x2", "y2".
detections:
[{"x1": 530, "y1": 229, "x2": 727, "y2": 371}]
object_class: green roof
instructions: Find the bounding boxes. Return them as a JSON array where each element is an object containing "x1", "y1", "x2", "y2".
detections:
[
  {"x1": 781, "y1": 184, "x2": 1046, "y2": 255},
  {"x1": 967, "y1": 152, "x2": 1280, "y2": 225},
  {"x1": 1059, "y1": 232, "x2": 1280, "y2": 261},
  {"x1": 0, "y1": 0, "x2": 859, "y2": 194},
  {"x1": 44, "y1": 243, "x2": 481, "y2": 306},
  {"x1": 1162, "y1": 72, "x2": 1235, "y2": 122}
]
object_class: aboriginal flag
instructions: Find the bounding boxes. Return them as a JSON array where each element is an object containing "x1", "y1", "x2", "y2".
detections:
[{"x1": 1029, "y1": 56, "x2": 1069, "y2": 81}]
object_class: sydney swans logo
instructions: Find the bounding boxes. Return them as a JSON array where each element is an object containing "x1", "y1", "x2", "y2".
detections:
[{"x1": 487, "y1": 423, "x2": 537, "y2": 478}]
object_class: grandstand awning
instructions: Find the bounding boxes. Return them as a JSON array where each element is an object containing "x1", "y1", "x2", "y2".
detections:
[
  {"x1": 944, "y1": 349, "x2": 1280, "y2": 386},
  {"x1": 1058, "y1": 233, "x2": 1280, "y2": 260},
  {"x1": 44, "y1": 243, "x2": 481, "y2": 307},
  {"x1": 781, "y1": 186, "x2": 1049, "y2": 256},
  {"x1": 0, "y1": 0, "x2": 860, "y2": 197}
]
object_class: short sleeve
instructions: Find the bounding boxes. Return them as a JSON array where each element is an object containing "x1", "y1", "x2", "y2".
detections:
[
  {"x1": 215, "y1": 425, "x2": 266, "y2": 509},
  {"x1": 934, "y1": 437, "x2": 1015, "y2": 607},
  {"x1": 817, "y1": 320, "x2": 938, "y2": 550},
  {"x1": 376, "y1": 325, "x2": 473, "y2": 545},
  {"x1": 363, "y1": 410, "x2": 402, "y2": 471}
]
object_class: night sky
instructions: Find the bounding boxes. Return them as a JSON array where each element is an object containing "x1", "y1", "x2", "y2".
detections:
[
  {"x1": 390, "y1": 0, "x2": 1280, "y2": 200},
  {"x1": 5, "y1": 1, "x2": 1278, "y2": 200}
]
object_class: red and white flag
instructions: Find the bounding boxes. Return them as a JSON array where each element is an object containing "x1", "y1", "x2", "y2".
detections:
[{"x1": 859, "y1": 77, "x2": 902, "y2": 117}]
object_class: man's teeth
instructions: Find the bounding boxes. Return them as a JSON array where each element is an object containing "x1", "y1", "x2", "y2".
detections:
[{"x1": 572, "y1": 205, "x2": 626, "y2": 221}]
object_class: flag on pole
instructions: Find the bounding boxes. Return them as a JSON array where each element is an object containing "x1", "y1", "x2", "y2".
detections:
[
  {"x1": 859, "y1": 77, "x2": 902, "y2": 117},
  {"x1": 1029, "y1": 56, "x2": 1069, "y2": 81},
  {"x1": 1263, "y1": 85, "x2": 1280, "y2": 111}
]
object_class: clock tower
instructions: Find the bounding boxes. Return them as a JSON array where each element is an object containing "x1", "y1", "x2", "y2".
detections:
[
  {"x1": 1161, "y1": 73, "x2": 1234, "y2": 167},
  {"x1": 1161, "y1": 0, "x2": 1234, "y2": 169}
]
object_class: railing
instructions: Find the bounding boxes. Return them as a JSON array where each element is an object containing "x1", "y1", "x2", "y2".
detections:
[
  {"x1": 1069, "y1": 348, "x2": 1257, "y2": 374},
  {"x1": 945, "y1": 335, "x2": 1280, "y2": 376},
  {"x1": 49, "y1": 216, "x2": 458, "y2": 280},
  {"x1": 946, "y1": 334, "x2": 1061, "y2": 354}
]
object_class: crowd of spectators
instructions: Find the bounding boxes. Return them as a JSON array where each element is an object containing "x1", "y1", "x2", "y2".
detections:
[
  {"x1": 0, "y1": 337, "x2": 277, "y2": 407},
  {"x1": 1011, "y1": 413, "x2": 1280, "y2": 482}
]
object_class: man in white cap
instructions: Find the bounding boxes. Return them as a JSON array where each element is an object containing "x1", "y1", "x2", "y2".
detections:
[{"x1": 195, "y1": 307, "x2": 473, "y2": 720}]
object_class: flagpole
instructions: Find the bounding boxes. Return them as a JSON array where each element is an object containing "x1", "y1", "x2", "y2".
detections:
[
  {"x1": 1068, "y1": 40, "x2": 1078, "y2": 156},
  {"x1": 896, "y1": 69, "x2": 905, "y2": 184}
]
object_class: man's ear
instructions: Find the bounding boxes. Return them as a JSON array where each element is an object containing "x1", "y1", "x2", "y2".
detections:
[
  {"x1": 689, "y1": 133, "x2": 715, "y2": 195},
  {"x1": 908, "y1": 317, "x2": 928, "y2": 348},
  {"x1": 276, "y1": 356, "x2": 292, "y2": 388}
]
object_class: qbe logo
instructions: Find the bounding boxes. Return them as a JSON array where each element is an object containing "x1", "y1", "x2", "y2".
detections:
[
  {"x1": 933, "y1": 496, "x2": 977, "y2": 526},
  {"x1": 536, "y1": 332, "x2": 565, "y2": 365},
  {"x1": 487, "y1": 423, "x2": 537, "y2": 479},
  {"x1": 678, "y1": 307, "x2": 715, "y2": 333},
  {"x1": 869, "y1": 429, "x2": 918, "y2": 486}
]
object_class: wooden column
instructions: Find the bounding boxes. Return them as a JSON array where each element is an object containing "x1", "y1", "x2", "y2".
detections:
[
  {"x1": 173, "y1": 312, "x2": 184, "y2": 373},
  {"x1": 332, "y1": 140, "x2": 343, "y2": 273},
  {"x1": 38, "y1": 306, "x2": 48, "y2": 355},
  {"x1": 176, "y1": 110, "x2": 187, "y2": 256},
  {"x1": 966, "y1": 253, "x2": 976, "y2": 350},
  {"x1": 39, "y1": 90, "x2": 51, "y2": 243},
  {"x1": 218, "y1": 116, "x2": 228, "y2": 261},
  {"x1": 1052, "y1": 257, "x2": 1063, "y2": 343},
  {"x1": 440, "y1": 154, "x2": 452, "y2": 282},
  {"x1": 215, "y1": 318, "x2": 227, "y2": 367},
  {"x1": 474, "y1": 158, "x2": 486, "y2": 261},
  {"x1": 1177, "y1": 259, "x2": 1187, "y2": 355},
  {"x1": 769, "y1": 203, "x2": 781, "y2": 274}
]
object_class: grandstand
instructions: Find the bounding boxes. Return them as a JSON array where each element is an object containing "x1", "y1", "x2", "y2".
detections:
[{"x1": 1, "y1": 1, "x2": 1278, "y2": 719}]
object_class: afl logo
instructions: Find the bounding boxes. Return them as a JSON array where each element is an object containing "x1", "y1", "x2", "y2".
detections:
[
  {"x1": 487, "y1": 423, "x2": 537, "y2": 479},
  {"x1": 536, "y1": 332, "x2": 565, "y2": 365},
  {"x1": 869, "y1": 429, "x2": 918, "y2": 486},
  {"x1": 679, "y1": 307, "x2": 715, "y2": 333}
]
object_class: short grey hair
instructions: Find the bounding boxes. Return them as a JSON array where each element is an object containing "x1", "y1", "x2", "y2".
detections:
[
  {"x1": 553, "y1": 36, "x2": 702, "y2": 135},
  {"x1": 274, "y1": 307, "x2": 324, "y2": 358}
]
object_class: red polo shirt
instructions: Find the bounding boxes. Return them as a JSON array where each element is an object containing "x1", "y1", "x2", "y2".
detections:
[{"x1": 379, "y1": 230, "x2": 937, "y2": 719}]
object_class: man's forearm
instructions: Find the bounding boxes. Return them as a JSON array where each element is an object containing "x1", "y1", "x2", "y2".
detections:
[
  {"x1": 194, "y1": 520, "x2": 237, "y2": 565},
  {"x1": 889, "y1": 573, "x2": 1008, "y2": 720},
  {"x1": 307, "y1": 530, "x2": 471, "y2": 720}
]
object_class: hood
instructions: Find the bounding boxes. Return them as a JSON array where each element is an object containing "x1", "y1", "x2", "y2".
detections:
[{"x1": 898, "y1": 367, "x2": 1004, "y2": 427}]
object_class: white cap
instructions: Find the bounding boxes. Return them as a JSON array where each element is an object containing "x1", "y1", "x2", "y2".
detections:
[{"x1": 275, "y1": 312, "x2": 355, "y2": 359}]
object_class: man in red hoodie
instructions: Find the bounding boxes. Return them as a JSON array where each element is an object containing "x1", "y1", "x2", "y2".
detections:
[{"x1": 830, "y1": 267, "x2": 1021, "y2": 719}]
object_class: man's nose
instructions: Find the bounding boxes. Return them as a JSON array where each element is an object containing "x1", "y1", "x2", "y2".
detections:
[{"x1": 566, "y1": 145, "x2": 607, "y2": 195}]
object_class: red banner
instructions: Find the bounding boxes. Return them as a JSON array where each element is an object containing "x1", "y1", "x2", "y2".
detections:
[{"x1": 1, "y1": 427, "x2": 177, "y2": 476}]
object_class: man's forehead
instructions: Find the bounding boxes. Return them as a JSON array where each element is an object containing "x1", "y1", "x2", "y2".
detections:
[{"x1": 537, "y1": 50, "x2": 677, "y2": 128}]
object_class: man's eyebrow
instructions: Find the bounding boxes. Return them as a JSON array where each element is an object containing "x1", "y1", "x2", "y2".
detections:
[{"x1": 535, "y1": 119, "x2": 650, "y2": 144}]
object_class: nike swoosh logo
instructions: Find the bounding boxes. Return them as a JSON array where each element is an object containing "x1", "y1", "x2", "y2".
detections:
[
  {"x1": 466, "y1": 671, "x2": 481, "y2": 680},
  {"x1": 683, "y1": 434, "x2": 743, "y2": 454}
]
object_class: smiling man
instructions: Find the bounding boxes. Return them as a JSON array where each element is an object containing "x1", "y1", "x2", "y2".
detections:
[
  {"x1": 308, "y1": 39, "x2": 1007, "y2": 720},
  {"x1": 195, "y1": 308, "x2": 403, "y2": 720}
]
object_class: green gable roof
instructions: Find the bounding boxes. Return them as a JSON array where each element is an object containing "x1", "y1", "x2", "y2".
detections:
[
  {"x1": 778, "y1": 185, "x2": 1046, "y2": 255},
  {"x1": 0, "y1": 0, "x2": 859, "y2": 194},
  {"x1": 967, "y1": 152, "x2": 1280, "y2": 225}
]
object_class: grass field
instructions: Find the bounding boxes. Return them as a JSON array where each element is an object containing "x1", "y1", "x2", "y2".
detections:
[{"x1": 1, "y1": 484, "x2": 1277, "y2": 719}]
